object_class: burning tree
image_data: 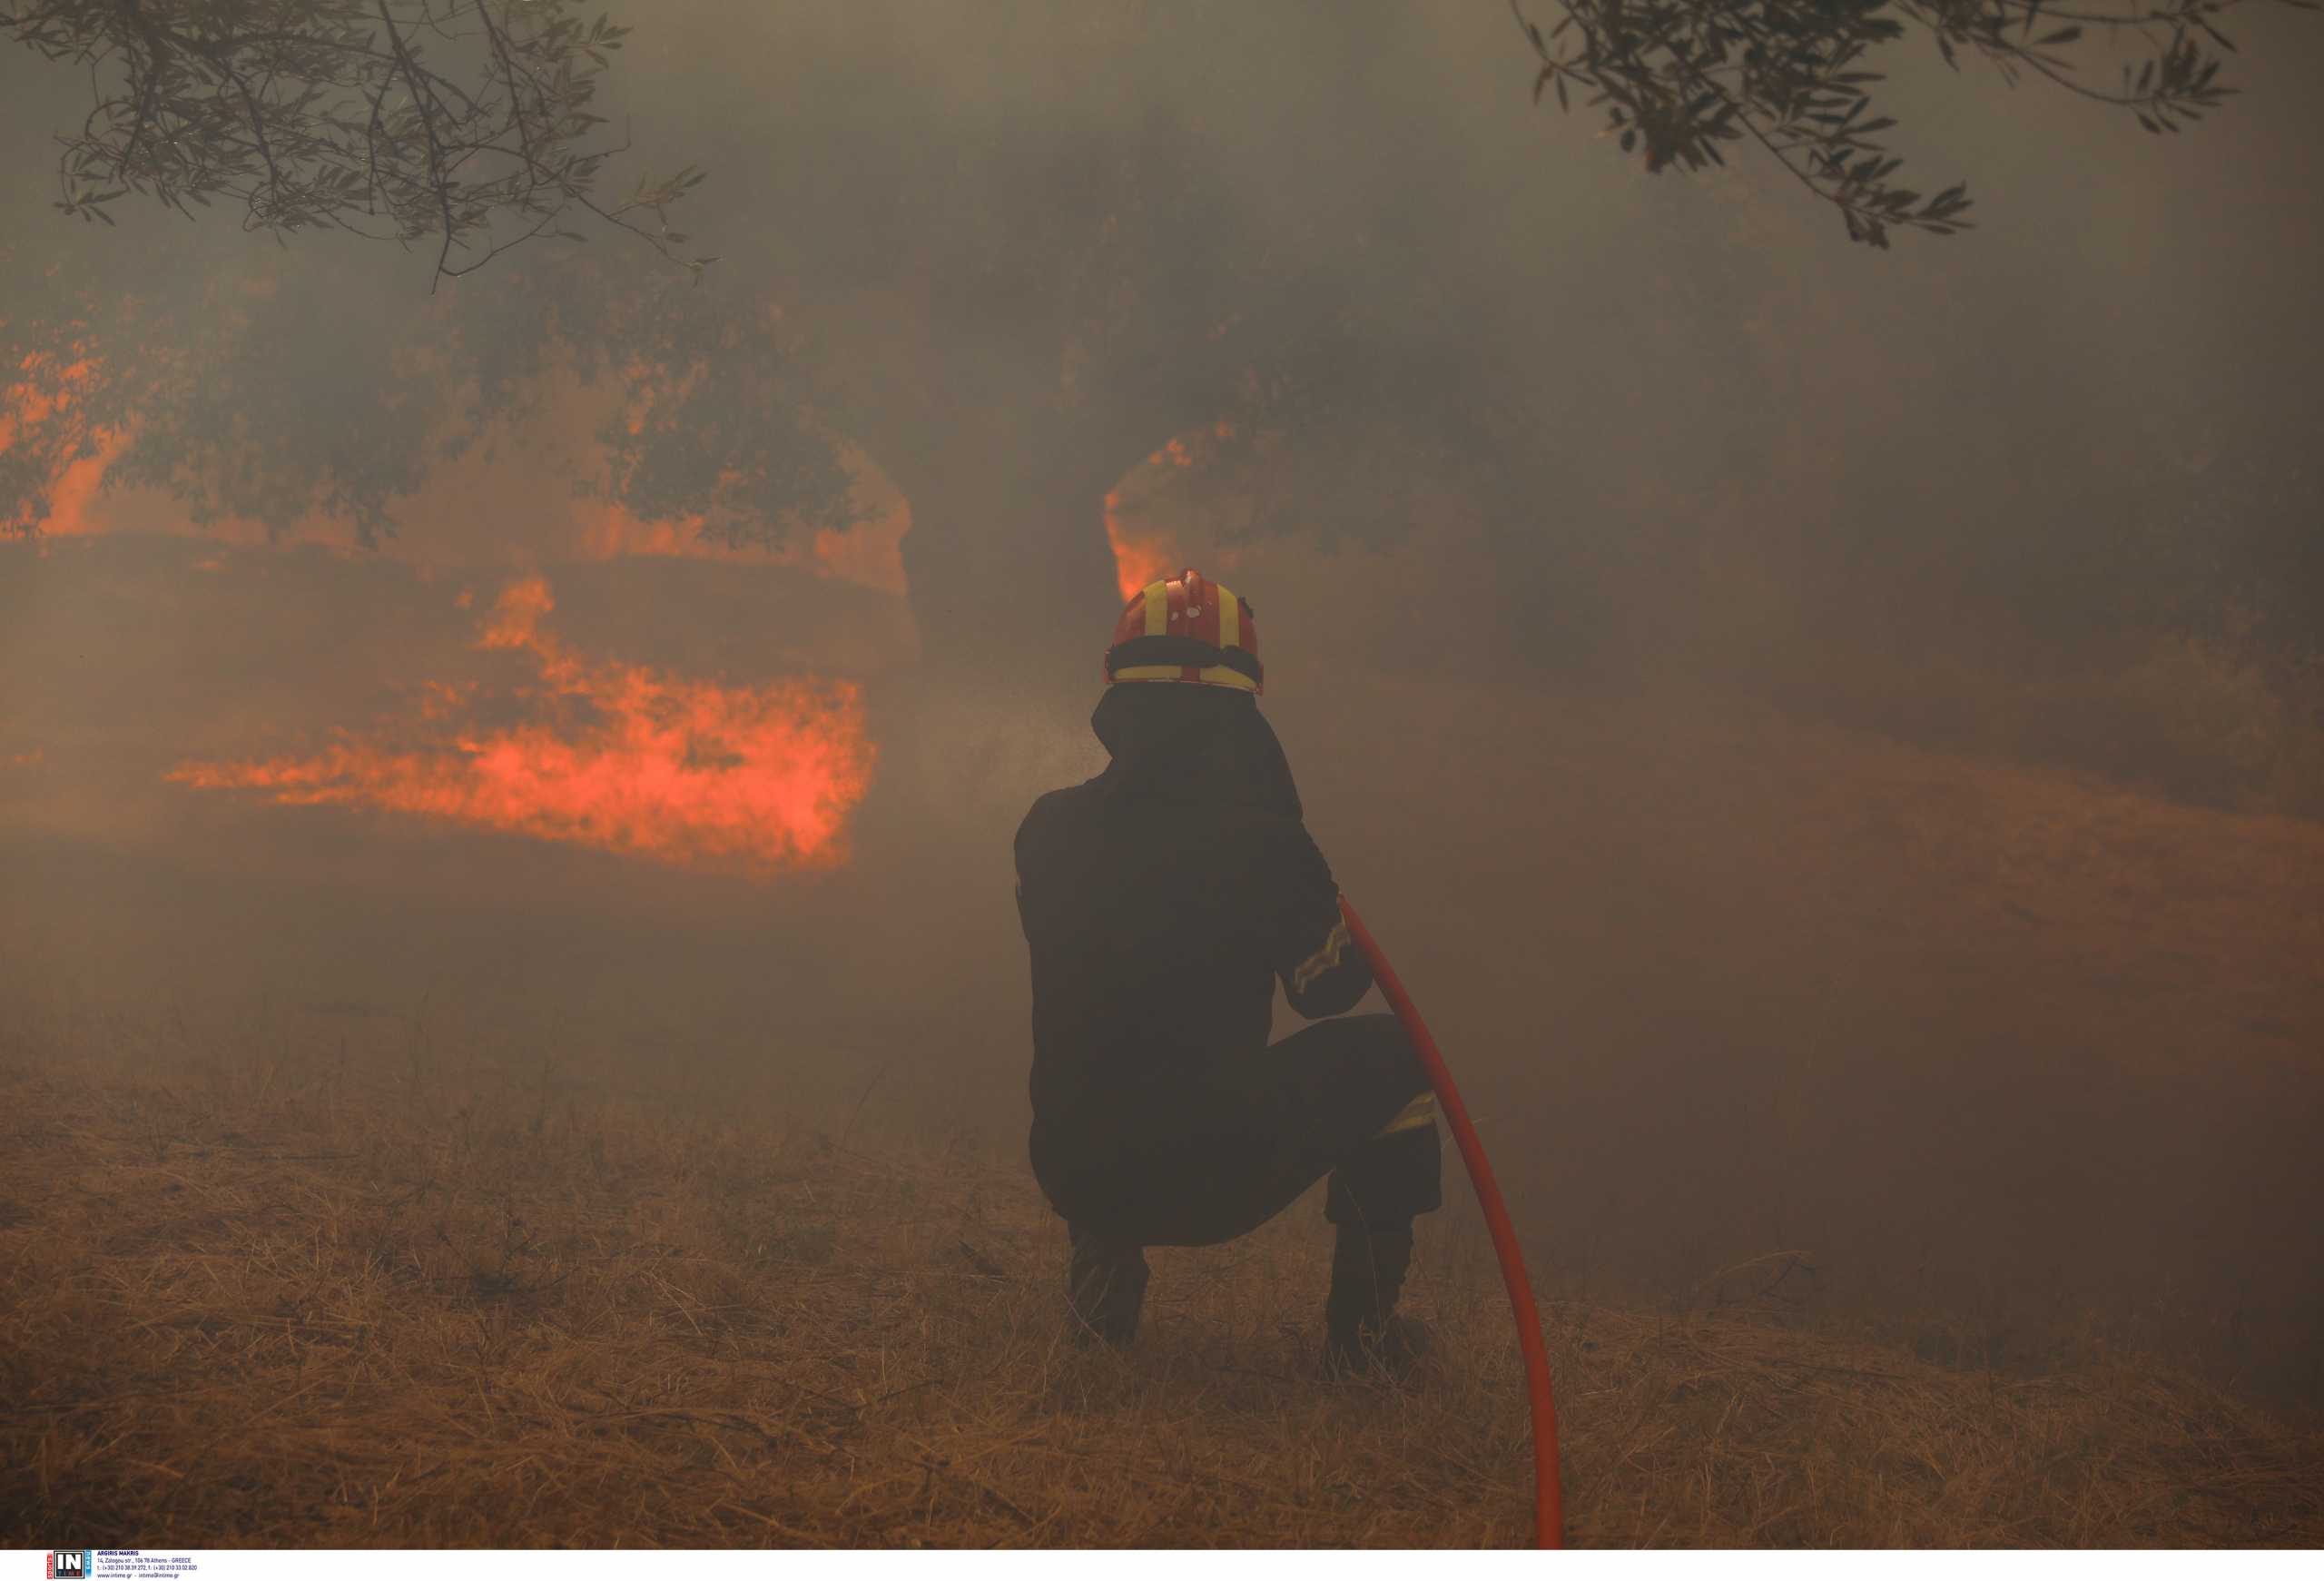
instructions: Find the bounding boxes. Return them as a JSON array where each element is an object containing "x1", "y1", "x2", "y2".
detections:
[{"x1": 3, "y1": 0, "x2": 2308, "y2": 701}]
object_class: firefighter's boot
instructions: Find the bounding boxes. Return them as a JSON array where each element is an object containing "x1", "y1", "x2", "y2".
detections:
[
  {"x1": 1324, "y1": 1225, "x2": 1431, "y2": 1378},
  {"x1": 1067, "y1": 1225, "x2": 1148, "y2": 1348}
]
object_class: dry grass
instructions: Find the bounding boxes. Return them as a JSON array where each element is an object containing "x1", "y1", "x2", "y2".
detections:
[{"x1": 2, "y1": 1040, "x2": 2318, "y2": 1549}]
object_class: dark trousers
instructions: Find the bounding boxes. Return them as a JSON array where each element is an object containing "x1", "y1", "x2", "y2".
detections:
[{"x1": 1034, "y1": 1012, "x2": 1443, "y2": 1249}]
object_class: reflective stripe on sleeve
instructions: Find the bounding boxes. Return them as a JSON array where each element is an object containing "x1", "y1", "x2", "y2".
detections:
[
  {"x1": 1374, "y1": 1091, "x2": 1438, "y2": 1136},
  {"x1": 1290, "y1": 916, "x2": 1353, "y2": 995}
]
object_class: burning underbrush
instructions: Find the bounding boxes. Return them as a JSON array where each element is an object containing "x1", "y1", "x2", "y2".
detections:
[
  {"x1": 164, "y1": 575, "x2": 876, "y2": 875},
  {"x1": 1, "y1": 1023, "x2": 2316, "y2": 1548}
]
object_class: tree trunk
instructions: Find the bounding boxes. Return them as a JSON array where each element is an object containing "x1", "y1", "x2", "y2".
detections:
[
  {"x1": 816, "y1": 369, "x2": 1220, "y2": 1087},
  {"x1": 897, "y1": 451, "x2": 1126, "y2": 695},
  {"x1": 825, "y1": 440, "x2": 1127, "y2": 1080},
  {"x1": 850, "y1": 438, "x2": 1128, "y2": 860}
]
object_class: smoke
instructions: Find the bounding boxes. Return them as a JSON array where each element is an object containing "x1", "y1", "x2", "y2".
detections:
[{"x1": 4, "y1": 0, "x2": 2321, "y2": 1402}]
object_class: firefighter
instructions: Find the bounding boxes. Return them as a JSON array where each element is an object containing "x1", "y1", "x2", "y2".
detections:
[{"x1": 1013, "y1": 568, "x2": 1441, "y2": 1376}]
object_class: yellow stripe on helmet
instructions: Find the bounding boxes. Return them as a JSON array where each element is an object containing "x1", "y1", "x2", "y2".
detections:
[
  {"x1": 1110, "y1": 664, "x2": 1259, "y2": 692},
  {"x1": 1143, "y1": 580, "x2": 1170, "y2": 637},
  {"x1": 1218, "y1": 587, "x2": 1239, "y2": 653}
]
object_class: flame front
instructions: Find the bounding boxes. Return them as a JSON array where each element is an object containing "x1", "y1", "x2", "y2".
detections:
[
  {"x1": 169, "y1": 578, "x2": 875, "y2": 875},
  {"x1": 4, "y1": 346, "x2": 126, "y2": 538},
  {"x1": 1105, "y1": 495, "x2": 1180, "y2": 604},
  {"x1": 1104, "y1": 427, "x2": 1241, "y2": 602},
  {"x1": 6, "y1": 338, "x2": 910, "y2": 594},
  {"x1": 1104, "y1": 438, "x2": 1197, "y2": 601}
]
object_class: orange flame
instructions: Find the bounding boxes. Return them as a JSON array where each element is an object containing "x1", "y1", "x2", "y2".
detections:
[
  {"x1": 34, "y1": 429, "x2": 132, "y2": 539},
  {"x1": 1101, "y1": 423, "x2": 1241, "y2": 602},
  {"x1": 5, "y1": 339, "x2": 910, "y2": 595},
  {"x1": 1104, "y1": 492, "x2": 1181, "y2": 605},
  {"x1": 1, "y1": 351, "x2": 81, "y2": 438},
  {"x1": 168, "y1": 577, "x2": 875, "y2": 874},
  {"x1": 3, "y1": 347, "x2": 128, "y2": 538}
]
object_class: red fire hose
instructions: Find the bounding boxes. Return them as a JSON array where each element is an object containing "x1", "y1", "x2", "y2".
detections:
[{"x1": 1340, "y1": 895, "x2": 1563, "y2": 1549}]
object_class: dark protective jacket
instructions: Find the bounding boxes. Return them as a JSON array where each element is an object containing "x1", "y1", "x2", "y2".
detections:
[{"x1": 1013, "y1": 684, "x2": 1374, "y2": 1169}]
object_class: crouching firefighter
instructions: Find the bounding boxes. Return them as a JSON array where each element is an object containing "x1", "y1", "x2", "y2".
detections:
[{"x1": 1012, "y1": 568, "x2": 1442, "y2": 1376}]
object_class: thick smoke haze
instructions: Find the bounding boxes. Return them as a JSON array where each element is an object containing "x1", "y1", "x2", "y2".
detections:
[{"x1": 4, "y1": 1, "x2": 2320, "y2": 1406}]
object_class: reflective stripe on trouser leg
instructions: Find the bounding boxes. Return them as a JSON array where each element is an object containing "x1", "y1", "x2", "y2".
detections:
[{"x1": 1325, "y1": 1114, "x2": 1443, "y2": 1229}]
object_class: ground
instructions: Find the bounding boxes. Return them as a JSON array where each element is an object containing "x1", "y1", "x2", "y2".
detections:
[{"x1": 2, "y1": 1048, "x2": 2316, "y2": 1548}]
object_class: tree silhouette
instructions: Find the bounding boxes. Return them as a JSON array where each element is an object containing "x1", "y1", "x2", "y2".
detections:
[
  {"x1": 1511, "y1": 0, "x2": 2301, "y2": 246},
  {"x1": 4, "y1": 0, "x2": 711, "y2": 289}
]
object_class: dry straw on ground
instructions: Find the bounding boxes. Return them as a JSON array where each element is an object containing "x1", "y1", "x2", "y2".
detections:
[{"x1": 1, "y1": 1038, "x2": 2317, "y2": 1548}]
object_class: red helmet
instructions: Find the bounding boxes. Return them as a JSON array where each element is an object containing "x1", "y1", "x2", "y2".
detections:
[{"x1": 1102, "y1": 568, "x2": 1264, "y2": 695}]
